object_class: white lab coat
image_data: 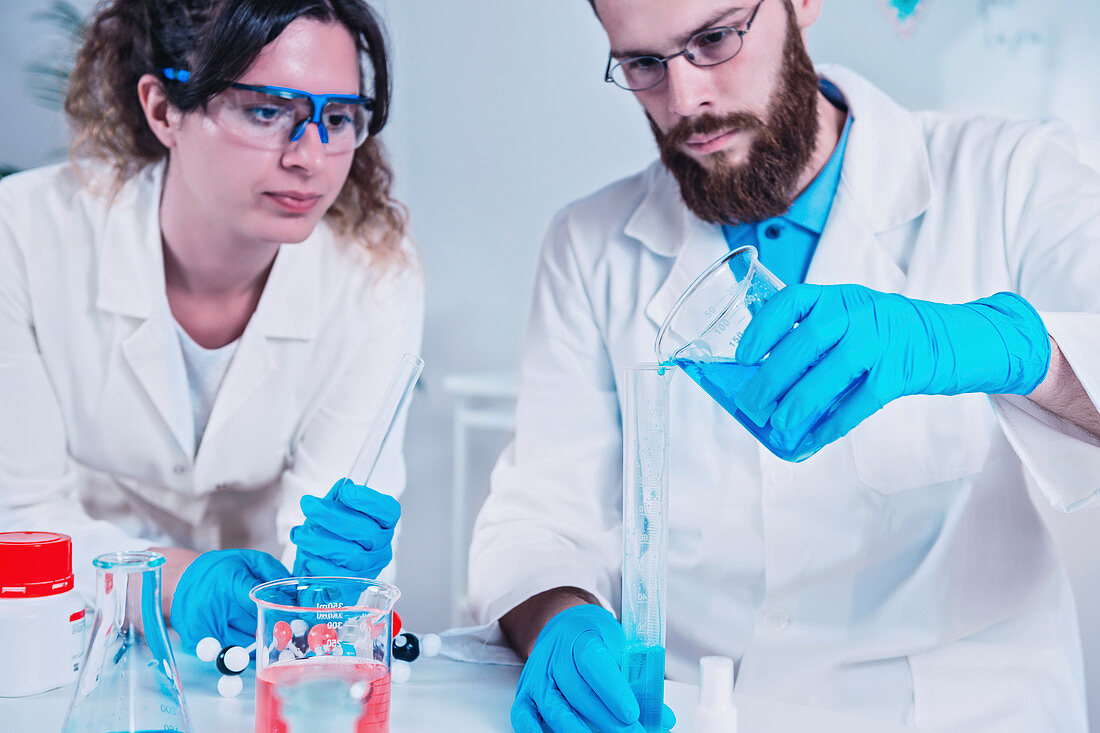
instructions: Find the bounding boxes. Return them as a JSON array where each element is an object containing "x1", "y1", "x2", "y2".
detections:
[
  {"x1": 468, "y1": 66, "x2": 1100, "y2": 731},
  {"x1": 0, "y1": 160, "x2": 424, "y2": 599}
]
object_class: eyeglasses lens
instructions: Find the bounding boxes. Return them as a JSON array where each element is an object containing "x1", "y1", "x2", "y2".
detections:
[
  {"x1": 211, "y1": 88, "x2": 369, "y2": 152},
  {"x1": 687, "y1": 28, "x2": 744, "y2": 66},
  {"x1": 610, "y1": 27, "x2": 745, "y2": 91}
]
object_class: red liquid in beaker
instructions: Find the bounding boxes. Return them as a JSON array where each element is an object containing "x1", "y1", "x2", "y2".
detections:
[{"x1": 255, "y1": 657, "x2": 391, "y2": 733}]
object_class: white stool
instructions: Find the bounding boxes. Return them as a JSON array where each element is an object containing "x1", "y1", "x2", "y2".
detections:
[{"x1": 442, "y1": 370, "x2": 519, "y2": 626}]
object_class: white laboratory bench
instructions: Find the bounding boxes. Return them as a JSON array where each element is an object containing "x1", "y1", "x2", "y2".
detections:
[{"x1": 2, "y1": 638, "x2": 914, "y2": 732}]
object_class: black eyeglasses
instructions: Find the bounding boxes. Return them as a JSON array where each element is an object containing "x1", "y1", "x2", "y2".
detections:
[{"x1": 604, "y1": 1, "x2": 765, "y2": 92}]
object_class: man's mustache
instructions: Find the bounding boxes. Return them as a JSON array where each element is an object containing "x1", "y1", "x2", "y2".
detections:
[{"x1": 662, "y1": 112, "x2": 769, "y2": 149}]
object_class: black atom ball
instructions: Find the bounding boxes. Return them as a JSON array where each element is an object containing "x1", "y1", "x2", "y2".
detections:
[
  {"x1": 215, "y1": 646, "x2": 245, "y2": 676},
  {"x1": 392, "y1": 632, "x2": 420, "y2": 662}
]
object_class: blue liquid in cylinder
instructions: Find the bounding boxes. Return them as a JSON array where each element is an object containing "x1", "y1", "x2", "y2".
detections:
[
  {"x1": 672, "y1": 358, "x2": 825, "y2": 463},
  {"x1": 624, "y1": 643, "x2": 666, "y2": 731}
]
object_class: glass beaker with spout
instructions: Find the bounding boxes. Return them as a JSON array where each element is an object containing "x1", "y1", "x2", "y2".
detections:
[
  {"x1": 655, "y1": 245, "x2": 828, "y2": 463},
  {"x1": 62, "y1": 551, "x2": 192, "y2": 733},
  {"x1": 251, "y1": 577, "x2": 400, "y2": 733}
]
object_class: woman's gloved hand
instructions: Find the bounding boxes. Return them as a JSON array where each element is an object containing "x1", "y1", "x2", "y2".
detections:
[
  {"x1": 734, "y1": 285, "x2": 1051, "y2": 454},
  {"x1": 290, "y1": 477, "x2": 401, "y2": 579},
  {"x1": 170, "y1": 548, "x2": 291, "y2": 651},
  {"x1": 511, "y1": 604, "x2": 676, "y2": 733}
]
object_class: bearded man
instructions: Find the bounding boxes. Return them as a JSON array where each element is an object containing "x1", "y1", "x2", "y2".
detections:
[{"x1": 467, "y1": 1, "x2": 1100, "y2": 731}]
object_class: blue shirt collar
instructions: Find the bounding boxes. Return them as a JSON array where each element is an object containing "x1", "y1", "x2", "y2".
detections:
[{"x1": 784, "y1": 111, "x2": 852, "y2": 235}]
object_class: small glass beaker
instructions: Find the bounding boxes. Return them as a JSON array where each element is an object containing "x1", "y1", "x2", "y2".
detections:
[
  {"x1": 251, "y1": 577, "x2": 400, "y2": 733},
  {"x1": 63, "y1": 551, "x2": 191, "y2": 733},
  {"x1": 655, "y1": 245, "x2": 827, "y2": 462}
]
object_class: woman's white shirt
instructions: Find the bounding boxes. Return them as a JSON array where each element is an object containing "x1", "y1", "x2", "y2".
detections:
[
  {"x1": 174, "y1": 319, "x2": 239, "y2": 455},
  {"x1": 0, "y1": 160, "x2": 424, "y2": 598}
]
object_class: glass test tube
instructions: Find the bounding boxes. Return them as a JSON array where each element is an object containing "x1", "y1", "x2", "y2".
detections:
[{"x1": 348, "y1": 353, "x2": 425, "y2": 485}]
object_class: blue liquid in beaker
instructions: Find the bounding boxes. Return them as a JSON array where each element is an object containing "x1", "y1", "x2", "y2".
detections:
[
  {"x1": 624, "y1": 643, "x2": 666, "y2": 731},
  {"x1": 672, "y1": 358, "x2": 823, "y2": 462}
]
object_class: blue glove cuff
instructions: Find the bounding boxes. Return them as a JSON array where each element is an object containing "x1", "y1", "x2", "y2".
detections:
[
  {"x1": 535, "y1": 603, "x2": 621, "y2": 650},
  {"x1": 170, "y1": 552, "x2": 218, "y2": 650},
  {"x1": 170, "y1": 552, "x2": 215, "y2": 633},
  {"x1": 927, "y1": 292, "x2": 1051, "y2": 396},
  {"x1": 971, "y1": 292, "x2": 1051, "y2": 395}
]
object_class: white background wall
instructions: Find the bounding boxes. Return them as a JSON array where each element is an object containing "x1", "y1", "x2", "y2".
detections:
[{"x1": 2, "y1": 0, "x2": 1099, "y2": 725}]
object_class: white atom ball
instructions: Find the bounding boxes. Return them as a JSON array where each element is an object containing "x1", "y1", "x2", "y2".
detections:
[
  {"x1": 391, "y1": 659, "x2": 412, "y2": 684},
  {"x1": 217, "y1": 675, "x2": 244, "y2": 698},
  {"x1": 420, "y1": 633, "x2": 442, "y2": 657},
  {"x1": 196, "y1": 637, "x2": 221, "y2": 662}
]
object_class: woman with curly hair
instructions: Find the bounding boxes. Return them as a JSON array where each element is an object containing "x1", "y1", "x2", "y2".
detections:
[{"x1": 0, "y1": 0, "x2": 422, "y2": 652}]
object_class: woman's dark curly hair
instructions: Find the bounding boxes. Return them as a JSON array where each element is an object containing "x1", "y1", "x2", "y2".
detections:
[{"x1": 65, "y1": 0, "x2": 408, "y2": 262}]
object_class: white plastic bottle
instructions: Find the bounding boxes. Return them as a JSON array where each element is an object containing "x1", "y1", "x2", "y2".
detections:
[
  {"x1": 0, "y1": 532, "x2": 86, "y2": 696},
  {"x1": 697, "y1": 655, "x2": 739, "y2": 733}
]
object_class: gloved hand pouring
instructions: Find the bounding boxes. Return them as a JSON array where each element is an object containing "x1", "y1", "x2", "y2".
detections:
[{"x1": 732, "y1": 284, "x2": 1051, "y2": 456}]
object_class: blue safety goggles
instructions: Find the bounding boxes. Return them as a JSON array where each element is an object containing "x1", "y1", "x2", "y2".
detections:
[{"x1": 162, "y1": 68, "x2": 374, "y2": 151}]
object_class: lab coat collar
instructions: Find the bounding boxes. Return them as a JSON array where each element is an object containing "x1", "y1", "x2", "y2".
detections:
[
  {"x1": 249, "y1": 237, "x2": 322, "y2": 340},
  {"x1": 638, "y1": 65, "x2": 928, "y2": 328},
  {"x1": 95, "y1": 160, "x2": 322, "y2": 340},
  {"x1": 817, "y1": 63, "x2": 933, "y2": 234},
  {"x1": 95, "y1": 162, "x2": 167, "y2": 319}
]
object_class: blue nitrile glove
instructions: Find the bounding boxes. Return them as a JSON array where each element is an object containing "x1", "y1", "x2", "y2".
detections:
[
  {"x1": 734, "y1": 285, "x2": 1051, "y2": 454},
  {"x1": 171, "y1": 548, "x2": 291, "y2": 652},
  {"x1": 511, "y1": 604, "x2": 676, "y2": 733},
  {"x1": 291, "y1": 477, "x2": 401, "y2": 578}
]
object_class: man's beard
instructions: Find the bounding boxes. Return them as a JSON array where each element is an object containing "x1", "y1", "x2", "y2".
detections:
[{"x1": 650, "y1": 4, "x2": 821, "y2": 225}]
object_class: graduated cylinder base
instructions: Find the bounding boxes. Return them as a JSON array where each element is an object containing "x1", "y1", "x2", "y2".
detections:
[{"x1": 624, "y1": 643, "x2": 666, "y2": 731}]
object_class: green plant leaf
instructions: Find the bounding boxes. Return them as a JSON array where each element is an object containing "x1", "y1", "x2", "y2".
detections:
[{"x1": 25, "y1": 1, "x2": 86, "y2": 112}]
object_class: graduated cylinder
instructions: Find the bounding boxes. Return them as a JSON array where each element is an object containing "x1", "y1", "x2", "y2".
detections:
[{"x1": 621, "y1": 363, "x2": 672, "y2": 731}]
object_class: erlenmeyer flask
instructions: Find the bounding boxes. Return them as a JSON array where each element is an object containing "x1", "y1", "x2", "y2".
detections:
[{"x1": 63, "y1": 551, "x2": 192, "y2": 733}]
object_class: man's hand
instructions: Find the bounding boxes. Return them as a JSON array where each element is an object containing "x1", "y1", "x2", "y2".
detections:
[
  {"x1": 734, "y1": 285, "x2": 1051, "y2": 454},
  {"x1": 511, "y1": 604, "x2": 675, "y2": 733}
]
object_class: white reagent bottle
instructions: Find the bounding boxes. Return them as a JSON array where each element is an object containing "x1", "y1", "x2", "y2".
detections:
[
  {"x1": 0, "y1": 532, "x2": 86, "y2": 697},
  {"x1": 697, "y1": 655, "x2": 738, "y2": 732}
]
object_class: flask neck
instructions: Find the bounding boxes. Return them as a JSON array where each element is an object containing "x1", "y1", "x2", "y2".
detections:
[
  {"x1": 96, "y1": 565, "x2": 163, "y2": 636},
  {"x1": 91, "y1": 552, "x2": 167, "y2": 640}
]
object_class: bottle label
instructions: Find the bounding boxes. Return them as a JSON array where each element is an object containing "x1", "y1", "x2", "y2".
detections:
[{"x1": 70, "y1": 608, "x2": 86, "y2": 672}]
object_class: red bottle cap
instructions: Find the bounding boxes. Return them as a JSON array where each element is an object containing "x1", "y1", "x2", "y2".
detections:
[{"x1": 0, "y1": 531, "x2": 75, "y2": 598}]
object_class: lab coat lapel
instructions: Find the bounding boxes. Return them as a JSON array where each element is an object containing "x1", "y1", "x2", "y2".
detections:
[
  {"x1": 806, "y1": 188, "x2": 906, "y2": 291},
  {"x1": 198, "y1": 235, "x2": 321, "y2": 452},
  {"x1": 806, "y1": 65, "x2": 933, "y2": 291},
  {"x1": 119, "y1": 314, "x2": 195, "y2": 458},
  {"x1": 200, "y1": 329, "x2": 273, "y2": 446},
  {"x1": 634, "y1": 166, "x2": 729, "y2": 336},
  {"x1": 99, "y1": 163, "x2": 196, "y2": 457}
]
